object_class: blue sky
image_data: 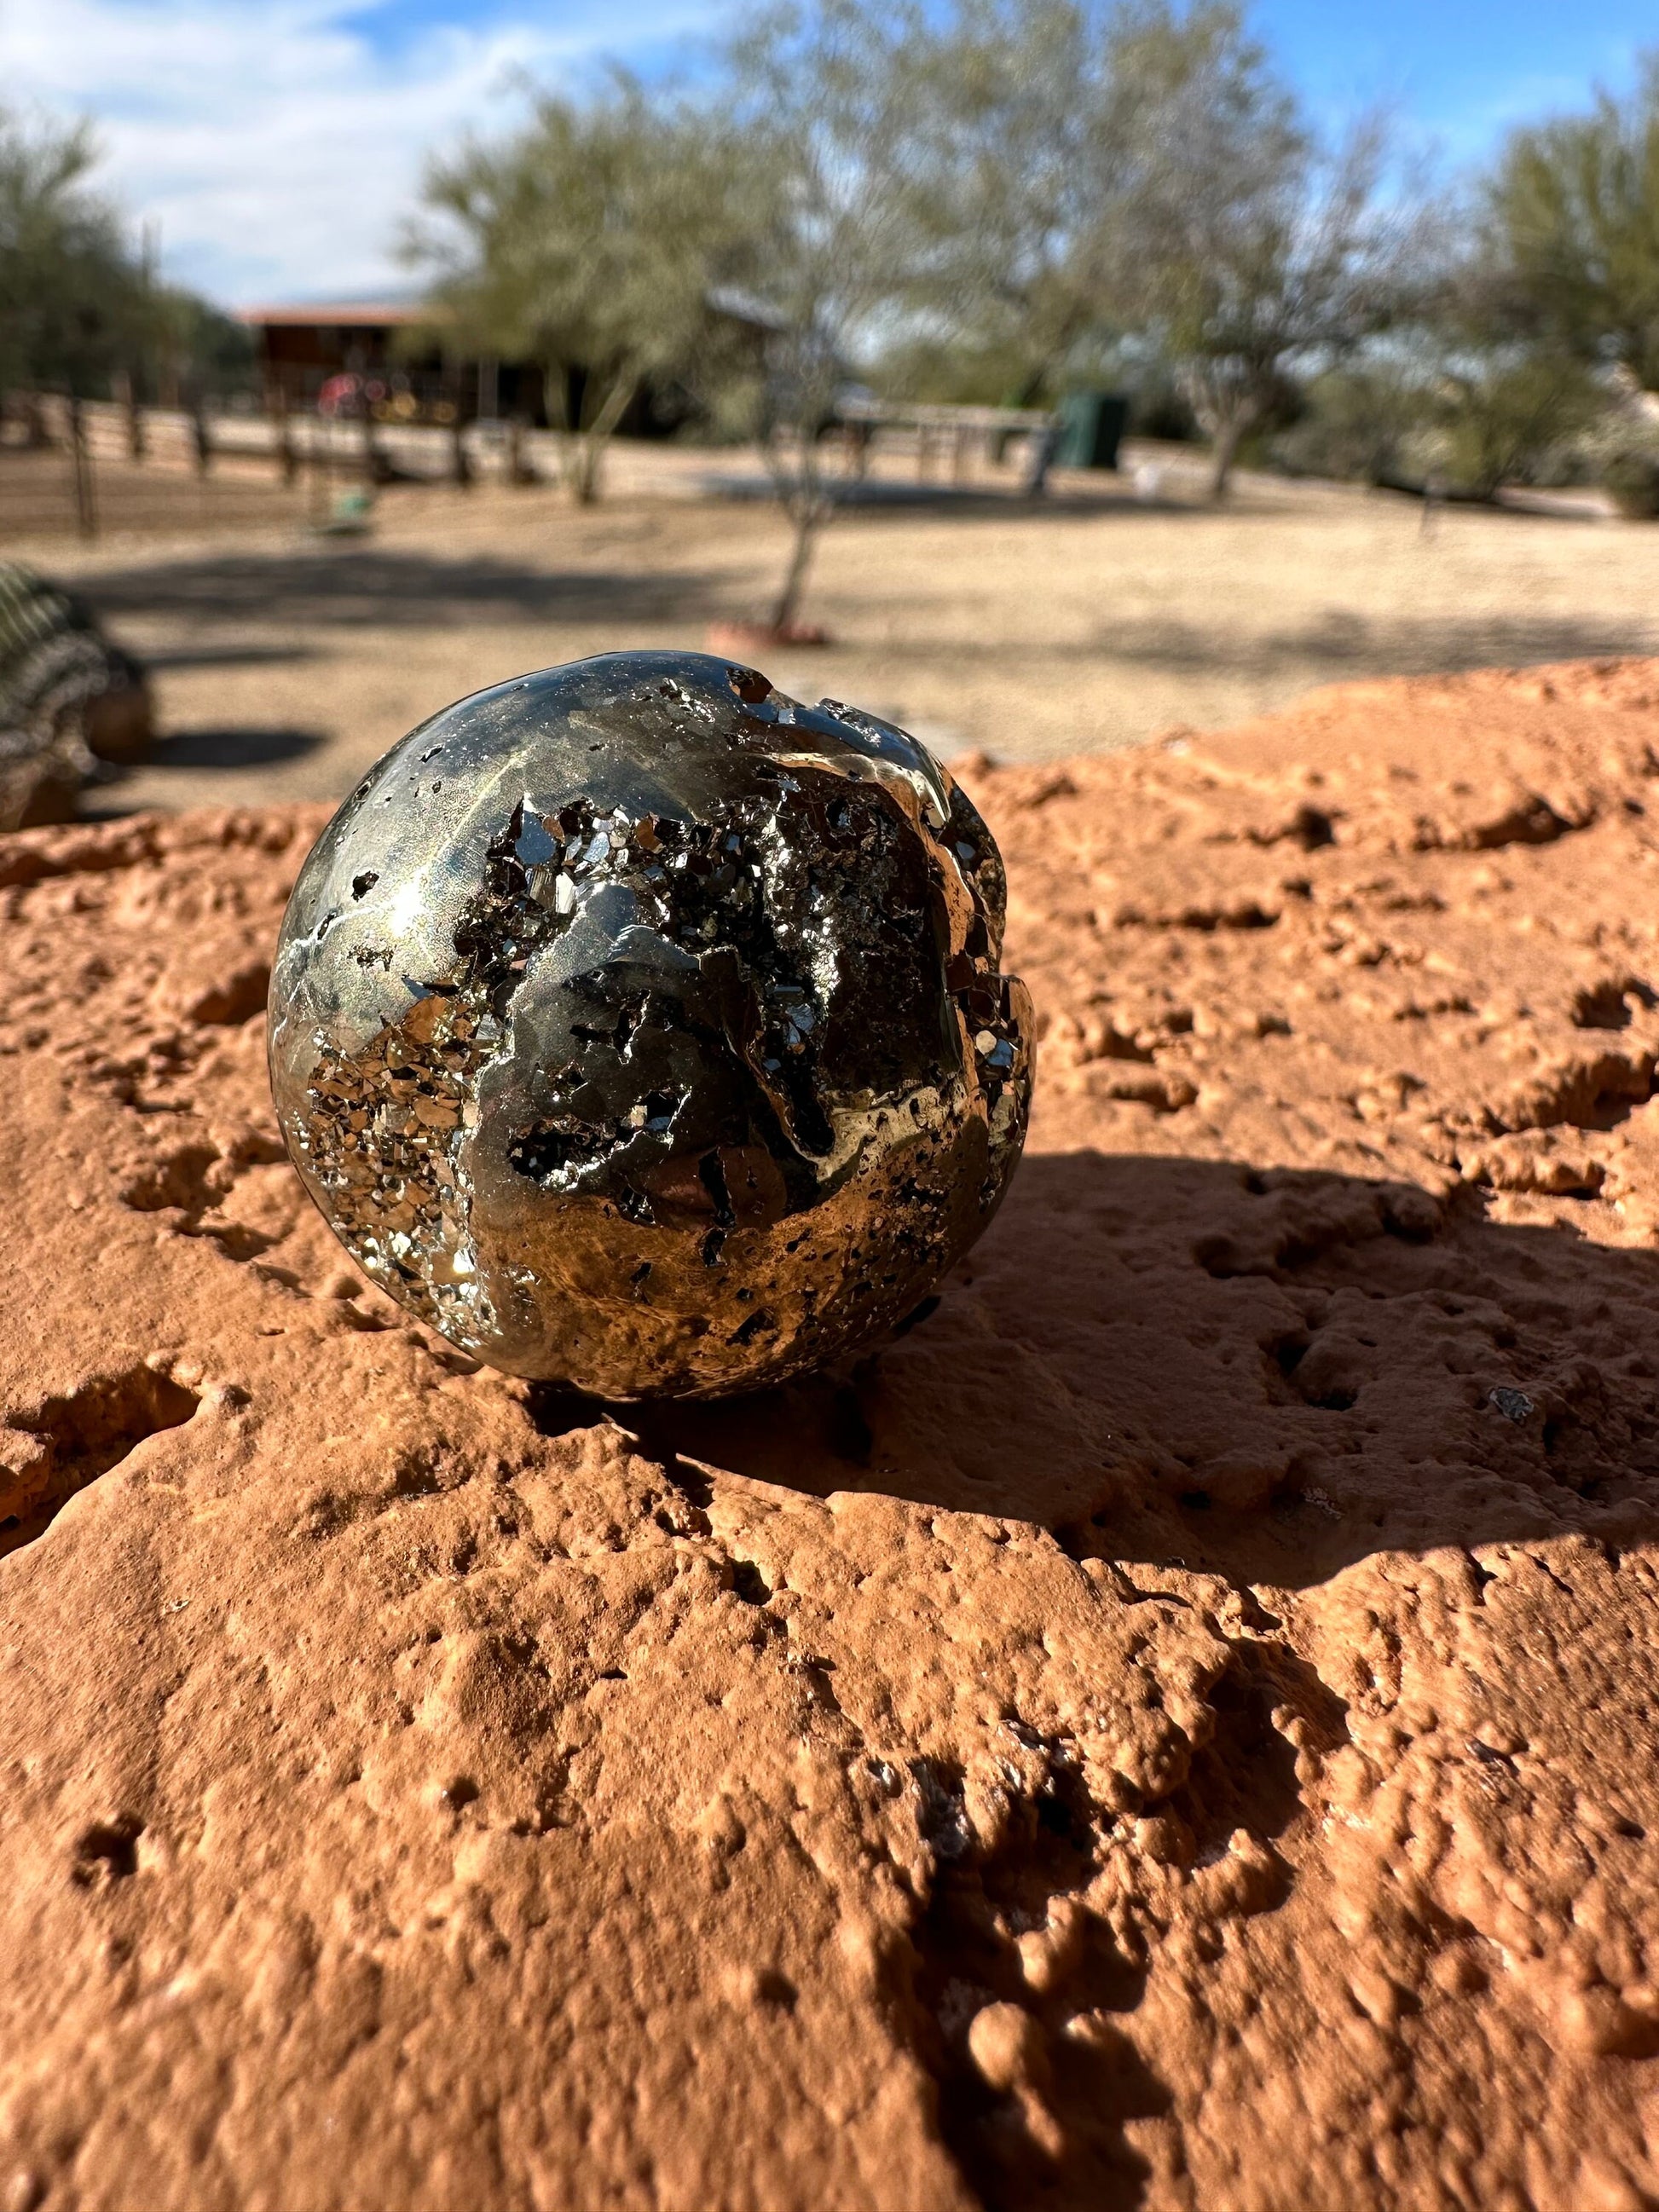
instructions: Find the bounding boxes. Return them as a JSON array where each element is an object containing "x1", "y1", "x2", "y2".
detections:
[
  {"x1": 1252, "y1": 0, "x2": 1650, "y2": 158},
  {"x1": 0, "y1": 0, "x2": 1650, "y2": 307}
]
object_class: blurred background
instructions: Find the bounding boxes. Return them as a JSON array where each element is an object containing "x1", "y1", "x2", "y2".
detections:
[{"x1": 3, "y1": 0, "x2": 1659, "y2": 824}]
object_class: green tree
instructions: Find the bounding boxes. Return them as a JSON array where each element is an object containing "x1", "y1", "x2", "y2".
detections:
[
  {"x1": 888, "y1": 0, "x2": 1136, "y2": 407},
  {"x1": 1433, "y1": 348, "x2": 1604, "y2": 497},
  {"x1": 410, "y1": 81, "x2": 750, "y2": 504},
  {"x1": 0, "y1": 107, "x2": 150, "y2": 401},
  {"x1": 878, "y1": 1, "x2": 1283, "y2": 418},
  {"x1": 146, "y1": 285, "x2": 255, "y2": 403},
  {"x1": 1117, "y1": 6, "x2": 1426, "y2": 497},
  {"x1": 714, "y1": 1, "x2": 929, "y2": 629},
  {"x1": 0, "y1": 105, "x2": 246, "y2": 419},
  {"x1": 854, "y1": 1, "x2": 1424, "y2": 494},
  {"x1": 1488, "y1": 55, "x2": 1659, "y2": 387}
]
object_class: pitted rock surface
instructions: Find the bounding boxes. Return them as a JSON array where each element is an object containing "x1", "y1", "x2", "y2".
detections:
[{"x1": 4, "y1": 658, "x2": 1659, "y2": 2210}]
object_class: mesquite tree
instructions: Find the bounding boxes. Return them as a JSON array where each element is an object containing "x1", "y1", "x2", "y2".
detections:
[
  {"x1": 412, "y1": 84, "x2": 749, "y2": 505},
  {"x1": 1484, "y1": 56, "x2": 1659, "y2": 389},
  {"x1": 838, "y1": 0, "x2": 1424, "y2": 495},
  {"x1": 1113, "y1": 8, "x2": 1426, "y2": 497},
  {"x1": 712, "y1": 3, "x2": 929, "y2": 631},
  {"x1": 887, "y1": 0, "x2": 1152, "y2": 408},
  {"x1": 0, "y1": 109, "x2": 148, "y2": 405}
]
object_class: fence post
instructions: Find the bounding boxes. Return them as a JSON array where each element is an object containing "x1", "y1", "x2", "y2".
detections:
[
  {"x1": 66, "y1": 394, "x2": 99, "y2": 540},
  {"x1": 448, "y1": 377, "x2": 472, "y2": 488},
  {"x1": 308, "y1": 411, "x2": 331, "y2": 526},
  {"x1": 511, "y1": 414, "x2": 545, "y2": 486},
  {"x1": 359, "y1": 390, "x2": 384, "y2": 485},
  {"x1": 113, "y1": 370, "x2": 146, "y2": 461},
  {"x1": 271, "y1": 383, "x2": 298, "y2": 487},
  {"x1": 189, "y1": 391, "x2": 212, "y2": 476}
]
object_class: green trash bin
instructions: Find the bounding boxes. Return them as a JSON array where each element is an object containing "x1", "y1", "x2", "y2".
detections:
[{"x1": 1055, "y1": 391, "x2": 1129, "y2": 471}]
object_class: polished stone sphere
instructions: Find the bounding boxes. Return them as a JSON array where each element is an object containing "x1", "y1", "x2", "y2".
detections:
[{"x1": 269, "y1": 650, "x2": 1032, "y2": 1398}]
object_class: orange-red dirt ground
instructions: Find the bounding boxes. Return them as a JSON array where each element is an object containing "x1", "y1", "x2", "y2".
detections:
[{"x1": 5, "y1": 660, "x2": 1659, "y2": 2211}]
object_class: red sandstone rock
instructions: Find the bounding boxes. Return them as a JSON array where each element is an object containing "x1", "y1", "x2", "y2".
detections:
[{"x1": 4, "y1": 661, "x2": 1659, "y2": 2209}]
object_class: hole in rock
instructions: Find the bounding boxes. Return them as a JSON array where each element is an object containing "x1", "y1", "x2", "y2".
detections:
[
  {"x1": 119, "y1": 1144, "x2": 222, "y2": 1213},
  {"x1": 3, "y1": 1369, "x2": 200, "y2": 1554},
  {"x1": 1573, "y1": 982, "x2": 1635, "y2": 1031},
  {"x1": 186, "y1": 962, "x2": 270, "y2": 1026},
  {"x1": 730, "y1": 1557, "x2": 772, "y2": 1605},
  {"x1": 71, "y1": 1816, "x2": 142, "y2": 1886},
  {"x1": 699, "y1": 1150, "x2": 737, "y2": 1228}
]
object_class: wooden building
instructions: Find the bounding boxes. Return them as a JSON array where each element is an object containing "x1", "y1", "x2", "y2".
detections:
[{"x1": 239, "y1": 303, "x2": 708, "y2": 433}]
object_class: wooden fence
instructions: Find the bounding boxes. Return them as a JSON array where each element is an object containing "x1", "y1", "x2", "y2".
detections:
[{"x1": 3, "y1": 390, "x2": 1060, "y2": 540}]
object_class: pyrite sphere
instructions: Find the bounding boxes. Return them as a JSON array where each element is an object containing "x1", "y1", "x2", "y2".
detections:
[{"x1": 269, "y1": 650, "x2": 1032, "y2": 1398}]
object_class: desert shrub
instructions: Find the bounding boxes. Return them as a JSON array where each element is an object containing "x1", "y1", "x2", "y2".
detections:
[
  {"x1": 1433, "y1": 351, "x2": 1605, "y2": 496},
  {"x1": 1267, "y1": 365, "x2": 1423, "y2": 483},
  {"x1": 1596, "y1": 420, "x2": 1659, "y2": 517}
]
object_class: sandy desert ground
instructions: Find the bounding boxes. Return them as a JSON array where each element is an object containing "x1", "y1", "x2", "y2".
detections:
[{"x1": 7, "y1": 436, "x2": 1658, "y2": 811}]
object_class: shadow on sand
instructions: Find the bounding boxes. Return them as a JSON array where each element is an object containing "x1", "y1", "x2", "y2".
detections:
[
  {"x1": 531, "y1": 1149, "x2": 1659, "y2": 1594},
  {"x1": 145, "y1": 725, "x2": 329, "y2": 771},
  {"x1": 75, "y1": 547, "x2": 719, "y2": 636},
  {"x1": 841, "y1": 611, "x2": 1656, "y2": 684},
  {"x1": 1090, "y1": 607, "x2": 1656, "y2": 679},
  {"x1": 521, "y1": 1148, "x2": 1659, "y2": 2205}
]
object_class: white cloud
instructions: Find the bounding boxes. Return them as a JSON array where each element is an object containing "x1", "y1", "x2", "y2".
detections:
[{"x1": 0, "y1": 0, "x2": 721, "y2": 305}]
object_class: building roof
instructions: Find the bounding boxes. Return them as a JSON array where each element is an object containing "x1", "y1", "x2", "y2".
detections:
[{"x1": 237, "y1": 303, "x2": 444, "y2": 329}]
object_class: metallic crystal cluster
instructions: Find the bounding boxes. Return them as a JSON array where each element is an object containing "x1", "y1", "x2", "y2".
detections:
[{"x1": 269, "y1": 650, "x2": 1032, "y2": 1398}]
